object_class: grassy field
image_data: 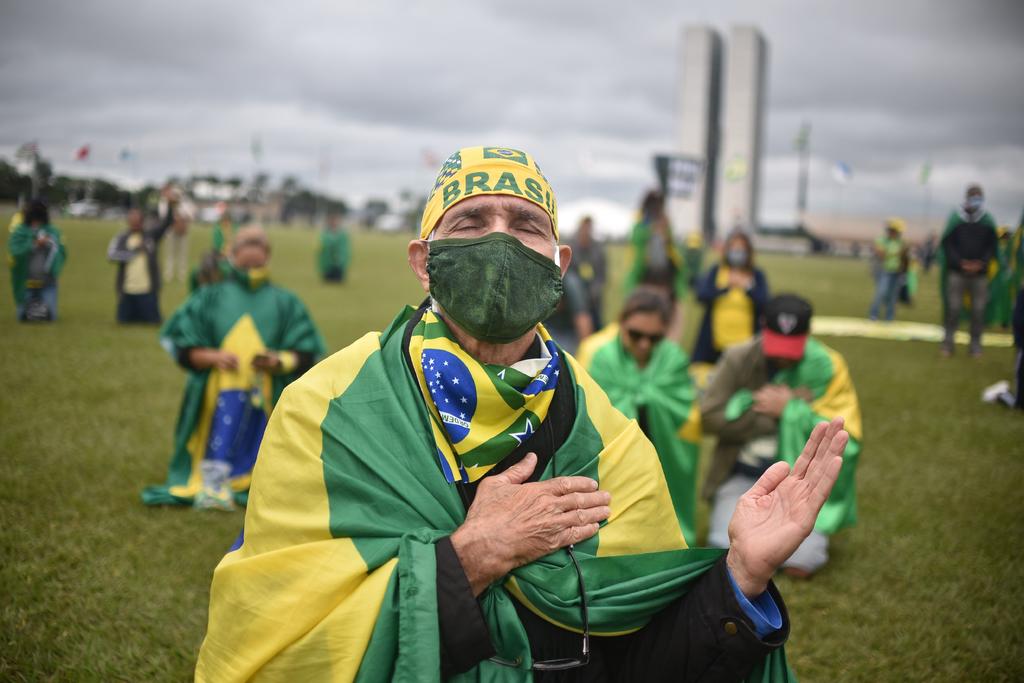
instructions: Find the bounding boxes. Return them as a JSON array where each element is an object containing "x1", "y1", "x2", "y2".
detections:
[{"x1": 1, "y1": 215, "x2": 1022, "y2": 682}]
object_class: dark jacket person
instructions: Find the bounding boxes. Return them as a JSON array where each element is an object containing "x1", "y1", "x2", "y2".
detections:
[
  {"x1": 107, "y1": 194, "x2": 176, "y2": 323},
  {"x1": 939, "y1": 184, "x2": 998, "y2": 357}
]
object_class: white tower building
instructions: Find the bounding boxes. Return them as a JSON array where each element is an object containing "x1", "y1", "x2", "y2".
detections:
[
  {"x1": 673, "y1": 26, "x2": 722, "y2": 241},
  {"x1": 716, "y1": 26, "x2": 769, "y2": 234}
]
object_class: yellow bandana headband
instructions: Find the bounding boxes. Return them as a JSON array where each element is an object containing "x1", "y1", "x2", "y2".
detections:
[{"x1": 420, "y1": 146, "x2": 558, "y2": 239}]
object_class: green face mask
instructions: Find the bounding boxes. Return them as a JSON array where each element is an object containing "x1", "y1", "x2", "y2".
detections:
[{"x1": 427, "y1": 232, "x2": 564, "y2": 344}]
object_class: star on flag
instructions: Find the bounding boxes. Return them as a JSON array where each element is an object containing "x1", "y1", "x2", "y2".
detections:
[{"x1": 509, "y1": 419, "x2": 536, "y2": 445}]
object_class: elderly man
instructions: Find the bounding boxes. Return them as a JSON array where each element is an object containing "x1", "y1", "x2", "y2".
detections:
[
  {"x1": 142, "y1": 226, "x2": 325, "y2": 510},
  {"x1": 197, "y1": 147, "x2": 849, "y2": 682}
]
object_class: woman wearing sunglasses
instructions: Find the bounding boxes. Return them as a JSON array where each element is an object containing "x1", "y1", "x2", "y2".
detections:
[{"x1": 586, "y1": 287, "x2": 702, "y2": 544}]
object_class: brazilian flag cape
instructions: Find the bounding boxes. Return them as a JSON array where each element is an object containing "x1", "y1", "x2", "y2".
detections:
[
  {"x1": 141, "y1": 271, "x2": 325, "y2": 506},
  {"x1": 725, "y1": 338, "x2": 862, "y2": 535},
  {"x1": 937, "y1": 208, "x2": 997, "y2": 323},
  {"x1": 318, "y1": 230, "x2": 351, "y2": 278},
  {"x1": 7, "y1": 223, "x2": 66, "y2": 305},
  {"x1": 1012, "y1": 213, "x2": 1024, "y2": 296},
  {"x1": 212, "y1": 220, "x2": 237, "y2": 254},
  {"x1": 585, "y1": 334, "x2": 702, "y2": 544},
  {"x1": 986, "y1": 236, "x2": 1014, "y2": 327},
  {"x1": 196, "y1": 306, "x2": 794, "y2": 682}
]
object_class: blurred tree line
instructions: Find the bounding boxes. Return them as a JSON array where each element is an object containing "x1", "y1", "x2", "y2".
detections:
[
  {"x1": 0, "y1": 157, "x2": 139, "y2": 207},
  {"x1": 0, "y1": 154, "x2": 435, "y2": 230}
]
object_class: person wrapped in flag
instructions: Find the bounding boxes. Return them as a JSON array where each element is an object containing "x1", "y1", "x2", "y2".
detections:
[
  {"x1": 8, "y1": 199, "x2": 66, "y2": 322},
  {"x1": 197, "y1": 146, "x2": 852, "y2": 681},
  {"x1": 701, "y1": 295, "x2": 862, "y2": 579},
  {"x1": 188, "y1": 204, "x2": 237, "y2": 291},
  {"x1": 142, "y1": 226, "x2": 325, "y2": 510},
  {"x1": 584, "y1": 287, "x2": 702, "y2": 544},
  {"x1": 985, "y1": 226, "x2": 1014, "y2": 328},
  {"x1": 318, "y1": 212, "x2": 351, "y2": 282}
]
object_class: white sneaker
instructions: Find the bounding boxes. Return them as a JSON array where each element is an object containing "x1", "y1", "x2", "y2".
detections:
[{"x1": 982, "y1": 381, "x2": 1010, "y2": 403}]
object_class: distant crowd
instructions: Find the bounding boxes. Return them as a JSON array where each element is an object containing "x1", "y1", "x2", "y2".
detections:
[{"x1": 6, "y1": 146, "x2": 1021, "y2": 679}]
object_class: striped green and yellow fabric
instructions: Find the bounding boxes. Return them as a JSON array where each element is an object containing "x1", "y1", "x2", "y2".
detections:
[
  {"x1": 584, "y1": 333, "x2": 702, "y2": 544},
  {"x1": 408, "y1": 309, "x2": 562, "y2": 483},
  {"x1": 196, "y1": 306, "x2": 795, "y2": 682}
]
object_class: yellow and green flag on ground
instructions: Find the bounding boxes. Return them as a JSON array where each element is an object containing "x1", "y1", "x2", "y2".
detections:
[{"x1": 196, "y1": 306, "x2": 795, "y2": 682}]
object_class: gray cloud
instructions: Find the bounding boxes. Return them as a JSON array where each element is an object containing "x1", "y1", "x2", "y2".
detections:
[{"x1": 1, "y1": 0, "x2": 1021, "y2": 224}]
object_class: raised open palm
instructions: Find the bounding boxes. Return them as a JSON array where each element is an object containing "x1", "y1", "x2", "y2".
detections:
[{"x1": 726, "y1": 417, "x2": 848, "y2": 596}]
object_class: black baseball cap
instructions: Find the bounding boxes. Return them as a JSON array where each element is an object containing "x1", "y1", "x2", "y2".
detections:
[{"x1": 762, "y1": 294, "x2": 813, "y2": 360}]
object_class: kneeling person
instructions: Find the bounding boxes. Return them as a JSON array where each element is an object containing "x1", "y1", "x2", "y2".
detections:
[
  {"x1": 702, "y1": 294, "x2": 862, "y2": 577},
  {"x1": 142, "y1": 226, "x2": 326, "y2": 510},
  {"x1": 585, "y1": 287, "x2": 702, "y2": 544}
]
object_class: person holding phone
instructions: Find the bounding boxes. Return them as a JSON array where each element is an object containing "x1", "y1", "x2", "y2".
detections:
[{"x1": 8, "y1": 199, "x2": 66, "y2": 322}]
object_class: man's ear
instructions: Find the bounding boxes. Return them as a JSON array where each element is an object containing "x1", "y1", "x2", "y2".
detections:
[
  {"x1": 558, "y1": 244, "x2": 572, "y2": 277},
  {"x1": 408, "y1": 239, "x2": 431, "y2": 293}
]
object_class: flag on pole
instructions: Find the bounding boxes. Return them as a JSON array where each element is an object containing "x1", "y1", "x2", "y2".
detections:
[
  {"x1": 251, "y1": 134, "x2": 263, "y2": 162},
  {"x1": 16, "y1": 141, "x2": 39, "y2": 159},
  {"x1": 15, "y1": 141, "x2": 39, "y2": 175},
  {"x1": 793, "y1": 122, "x2": 811, "y2": 151},
  {"x1": 832, "y1": 161, "x2": 852, "y2": 185},
  {"x1": 919, "y1": 161, "x2": 932, "y2": 186},
  {"x1": 75, "y1": 144, "x2": 91, "y2": 161},
  {"x1": 318, "y1": 147, "x2": 330, "y2": 180},
  {"x1": 422, "y1": 148, "x2": 440, "y2": 169}
]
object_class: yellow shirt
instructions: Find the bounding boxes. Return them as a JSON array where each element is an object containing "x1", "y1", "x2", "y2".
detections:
[
  {"x1": 123, "y1": 233, "x2": 152, "y2": 294},
  {"x1": 711, "y1": 266, "x2": 755, "y2": 351}
]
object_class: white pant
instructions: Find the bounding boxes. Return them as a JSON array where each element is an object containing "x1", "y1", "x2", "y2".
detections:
[
  {"x1": 165, "y1": 231, "x2": 189, "y2": 283},
  {"x1": 708, "y1": 472, "x2": 830, "y2": 573}
]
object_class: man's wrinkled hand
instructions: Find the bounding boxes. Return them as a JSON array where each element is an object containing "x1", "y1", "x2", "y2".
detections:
[
  {"x1": 726, "y1": 418, "x2": 847, "y2": 597},
  {"x1": 451, "y1": 453, "x2": 611, "y2": 596}
]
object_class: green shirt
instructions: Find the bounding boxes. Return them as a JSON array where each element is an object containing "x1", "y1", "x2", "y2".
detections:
[{"x1": 876, "y1": 236, "x2": 905, "y2": 273}]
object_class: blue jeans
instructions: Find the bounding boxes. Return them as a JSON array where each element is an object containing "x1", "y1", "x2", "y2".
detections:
[
  {"x1": 869, "y1": 272, "x2": 900, "y2": 321},
  {"x1": 117, "y1": 292, "x2": 161, "y2": 324},
  {"x1": 16, "y1": 284, "x2": 58, "y2": 321}
]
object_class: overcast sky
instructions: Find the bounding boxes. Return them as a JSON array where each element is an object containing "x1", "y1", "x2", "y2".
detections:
[{"x1": 1, "y1": 0, "x2": 1022, "y2": 227}]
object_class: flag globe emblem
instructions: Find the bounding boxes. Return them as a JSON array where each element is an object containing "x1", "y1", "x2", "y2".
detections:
[{"x1": 421, "y1": 349, "x2": 477, "y2": 443}]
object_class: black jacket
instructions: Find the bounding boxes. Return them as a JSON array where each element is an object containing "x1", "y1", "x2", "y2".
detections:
[
  {"x1": 107, "y1": 209, "x2": 173, "y2": 295},
  {"x1": 942, "y1": 211, "x2": 997, "y2": 273}
]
